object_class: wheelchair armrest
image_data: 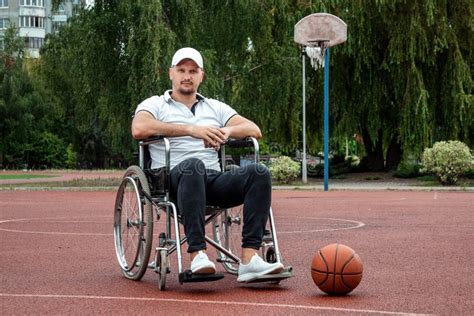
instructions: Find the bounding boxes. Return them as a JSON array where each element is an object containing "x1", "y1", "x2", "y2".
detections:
[
  {"x1": 222, "y1": 137, "x2": 260, "y2": 165},
  {"x1": 138, "y1": 135, "x2": 165, "y2": 146},
  {"x1": 225, "y1": 137, "x2": 258, "y2": 149}
]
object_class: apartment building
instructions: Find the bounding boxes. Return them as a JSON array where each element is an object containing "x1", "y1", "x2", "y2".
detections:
[{"x1": 0, "y1": 0, "x2": 83, "y2": 58}]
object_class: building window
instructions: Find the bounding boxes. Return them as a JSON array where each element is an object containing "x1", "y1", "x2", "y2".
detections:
[
  {"x1": 32, "y1": 16, "x2": 42, "y2": 27},
  {"x1": 24, "y1": 36, "x2": 43, "y2": 49},
  {"x1": 0, "y1": 0, "x2": 8, "y2": 8},
  {"x1": 52, "y1": 21, "x2": 66, "y2": 32},
  {"x1": 0, "y1": 18, "x2": 9, "y2": 29},
  {"x1": 19, "y1": 0, "x2": 44, "y2": 7},
  {"x1": 19, "y1": 16, "x2": 44, "y2": 28}
]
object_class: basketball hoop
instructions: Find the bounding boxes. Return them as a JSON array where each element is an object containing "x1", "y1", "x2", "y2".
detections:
[
  {"x1": 295, "y1": 13, "x2": 346, "y2": 71},
  {"x1": 305, "y1": 46, "x2": 325, "y2": 70},
  {"x1": 294, "y1": 13, "x2": 347, "y2": 189},
  {"x1": 294, "y1": 13, "x2": 347, "y2": 49}
]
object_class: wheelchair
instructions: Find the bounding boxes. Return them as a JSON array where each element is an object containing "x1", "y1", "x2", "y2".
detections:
[{"x1": 113, "y1": 136, "x2": 293, "y2": 290}]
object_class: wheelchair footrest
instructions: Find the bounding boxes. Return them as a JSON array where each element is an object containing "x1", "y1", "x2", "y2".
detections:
[
  {"x1": 244, "y1": 266, "x2": 294, "y2": 284},
  {"x1": 179, "y1": 270, "x2": 225, "y2": 283}
]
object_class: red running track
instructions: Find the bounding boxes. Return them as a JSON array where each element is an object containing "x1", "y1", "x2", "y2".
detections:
[{"x1": 0, "y1": 190, "x2": 473, "y2": 315}]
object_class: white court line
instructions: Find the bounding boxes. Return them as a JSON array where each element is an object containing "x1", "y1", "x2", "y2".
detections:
[
  {"x1": 276, "y1": 217, "x2": 365, "y2": 234},
  {"x1": 0, "y1": 293, "x2": 431, "y2": 316},
  {"x1": 283, "y1": 197, "x2": 407, "y2": 203},
  {"x1": 0, "y1": 216, "x2": 109, "y2": 223},
  {"x1": 0, "y1": 228, "x2": 110, "y2": 236},
  {"x1": 0, "y1": 216, "x2": 111, "y2": 236},
  {"x1": 433, "y1": 192, "x2": 438, "y2": 200},
  {"x1": 0, "y1": 216, "x2": 365, "y2": 236}
]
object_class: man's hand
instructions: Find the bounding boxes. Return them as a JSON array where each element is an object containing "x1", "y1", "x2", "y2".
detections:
[
  {"x1": 219, "y1": 126, "x2": 232, "y2": 141},
  {"x1": 189, "y1": 126, "x2": 227, "y2": 150}
]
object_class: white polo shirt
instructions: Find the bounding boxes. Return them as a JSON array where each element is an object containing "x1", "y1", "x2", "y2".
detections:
[{"x1": 135, "y1": 90, "x2": 237, "y2": 171}]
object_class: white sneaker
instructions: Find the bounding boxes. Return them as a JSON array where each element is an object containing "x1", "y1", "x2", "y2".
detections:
[
  {"x1": 190, "y1": 251, "x2": 216, "y2": 274},
  {"x1": 237, "y1": 254, "x2": 284, "y2": 282}
]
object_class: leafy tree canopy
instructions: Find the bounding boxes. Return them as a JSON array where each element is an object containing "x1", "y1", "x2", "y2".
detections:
[{"x1": 2, "y1": 0, "x2": 472, "y2": 170}]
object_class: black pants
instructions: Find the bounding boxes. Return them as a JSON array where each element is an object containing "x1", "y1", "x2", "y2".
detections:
[{"x1": 170, "y1": 158, "x2": 271, "y2": 253}]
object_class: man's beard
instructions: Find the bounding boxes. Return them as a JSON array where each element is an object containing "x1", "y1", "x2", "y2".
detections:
[{"x1": 178, "y1": 85, "x2": 196, "y2": 95}]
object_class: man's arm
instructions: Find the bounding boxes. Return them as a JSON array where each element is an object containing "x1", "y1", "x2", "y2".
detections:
[
  {"x1": 131, "y1": 111, "x2": 226, "y2": 147},
  {"x1": 131, "y1": 111, "x2": 191, "y2": 139},
  {"x1": 220, "y1": 115, "x2": 262, "y2": 140}
]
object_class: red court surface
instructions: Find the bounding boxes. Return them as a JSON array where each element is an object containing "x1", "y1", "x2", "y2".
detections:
[{"x1": 1, "y1": 190, "x2": 473, "y2": 315}]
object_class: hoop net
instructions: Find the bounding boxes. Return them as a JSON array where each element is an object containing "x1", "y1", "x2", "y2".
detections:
[{"x1": 305, "y1": 46, "x2": 325, "y2": 70}]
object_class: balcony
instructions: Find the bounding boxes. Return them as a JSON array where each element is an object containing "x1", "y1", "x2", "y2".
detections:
[
  {"x1": 19, "y1": 27, "x2": 45, "y2": 38},
  {"x1": 19, "y1": 7, "x2": 46, "y2": 17}
]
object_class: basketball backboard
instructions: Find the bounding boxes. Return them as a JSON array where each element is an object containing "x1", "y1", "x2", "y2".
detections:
[{"x1": 294, "y1": 13, "x2": 347, "y2": 48}]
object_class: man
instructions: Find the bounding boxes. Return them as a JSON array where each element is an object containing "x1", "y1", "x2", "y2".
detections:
[{"x1": 131, "y1": 47, "x2": 283, "y2": 282}]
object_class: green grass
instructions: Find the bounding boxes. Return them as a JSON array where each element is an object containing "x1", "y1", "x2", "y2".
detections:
[
  {"x1": 364, "y1": 176, "x2": 381, "y2": 181},
  {"x1": 415, "y1": 175, "x2": 437, "y2": 181},
  {"x1": 412, "y1": 175, "x2": 474, "y2": 187},
  {"x1": 412, "y1": 175, "x2": 440, "y2": 186},
  {"x1": 0, "y1": 174, "x2": 58, "y2": 180}
]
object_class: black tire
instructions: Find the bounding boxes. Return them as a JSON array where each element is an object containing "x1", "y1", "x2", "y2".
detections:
[
  {"x1": 265, "y1": 246, "x2": 277, "y2": 263},
  {"x1": 157, "y1": 249, "x2": 167, "y2": 290},
  {"x1": 114, "y1": 166, "x2": 153, "y2": 281}
]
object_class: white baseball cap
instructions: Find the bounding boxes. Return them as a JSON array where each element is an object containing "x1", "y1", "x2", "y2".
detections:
[{"x1": 171, "y1": 47, "x2": 204, "y2": 69}]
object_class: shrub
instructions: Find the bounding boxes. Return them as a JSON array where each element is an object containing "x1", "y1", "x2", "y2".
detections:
[
  {"x1": 307, "y1": 163, "x2": 336, "y2": 177},
  {"x1": 307, "y1": 163, "x2": 324, "y2": 177},
  {"x1": 65, "y1": 144, "x2": 78, "y2": 169},
  {"x1": 420, "y1": 141, "x2": 474, "y2": 185},
  {"x1": 346, "y1": 155, "x2": 360, "y2": 167},
  {"x1": 30, "y1": 132, "x2": 67, "y2": 168},
  {"x1": 306, "y1": 155, "x2": 360, "y2": 178},
  {"x1": 269, "y1": 156, "x2": 300, "y2": 184},
  {"x1": 394, "y1": 160, "x2": 421, "y2": 178}
]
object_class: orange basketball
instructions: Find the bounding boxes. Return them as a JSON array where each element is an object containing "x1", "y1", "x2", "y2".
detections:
[{"x1": 311, "y1": 243, "x2": 363, "y2": 295}]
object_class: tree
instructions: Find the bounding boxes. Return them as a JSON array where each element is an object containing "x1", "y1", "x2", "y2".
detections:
[
  {"x1": 38, "y1": 1, "x2": 175, "y2": 167},
  {"x1": 0, "y1": 26, "x2": 53, "y2": 168},
  {"x1": 162, "y1": 0, "x2": 304, "y2": 152},
  {"x1": 29, "y1": 0, "x2": 474, "y2": 170},
  {"x1": 325, "y1": 0, "x2": 473, "y2": 170}
]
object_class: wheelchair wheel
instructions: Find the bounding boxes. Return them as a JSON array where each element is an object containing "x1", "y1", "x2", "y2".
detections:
[
  {"x1": 212, "y1": 206, "x2": 242, "y2": 274},
  {"x1": 114, "y1": 165, "x2": 153, "y2": 281},
  {"x1": 265, "y1": 246, "x2": 277, "y2": 263},
  {"x1": 156, "y1": 249, "x2": 168, "y2": 290}
]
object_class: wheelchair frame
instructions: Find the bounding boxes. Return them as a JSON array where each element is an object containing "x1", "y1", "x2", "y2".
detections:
[{"x1": 113, "y1": 136, "x2": 292, "y2": 290}]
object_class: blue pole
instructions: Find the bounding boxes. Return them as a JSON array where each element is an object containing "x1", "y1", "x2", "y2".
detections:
[
  {"x1": 302, "y1": 52, "x2": 307, "y2": 183},
  {"x1": 323, "y1": 48, "x2": 330, "y2": 191}
]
